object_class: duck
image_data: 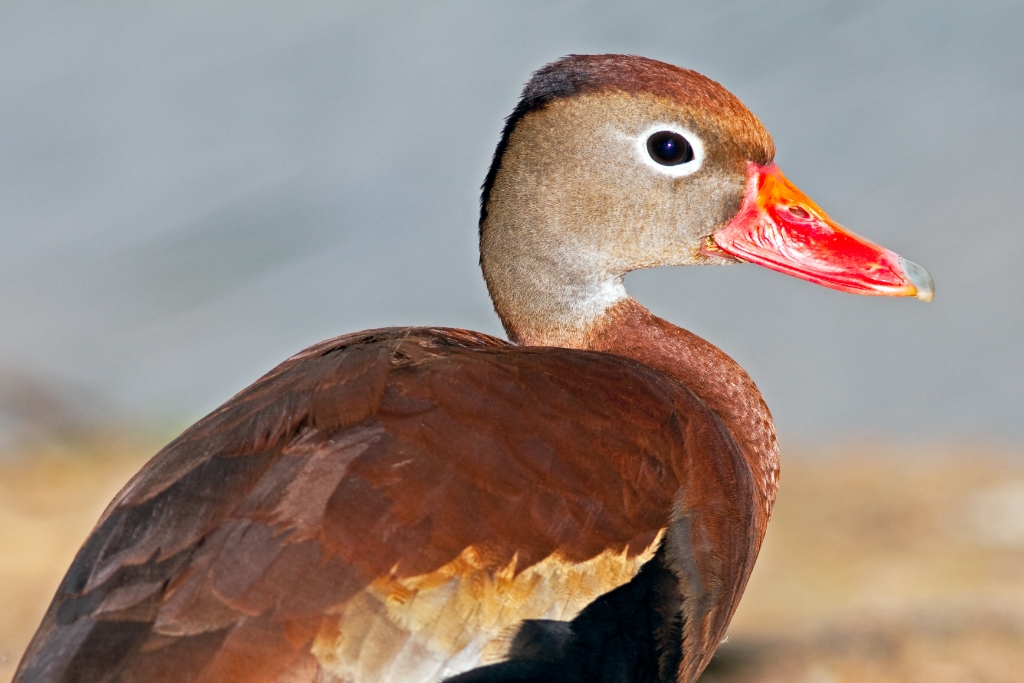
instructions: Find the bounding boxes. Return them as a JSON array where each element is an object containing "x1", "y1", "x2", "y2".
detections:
[{"x1": 13, "y1": 54, "x2": 933, "y2": 683}]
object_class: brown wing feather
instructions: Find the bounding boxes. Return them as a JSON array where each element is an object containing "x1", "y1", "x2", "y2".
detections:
[{"x1": 14, "y1": 327, "x2": 755, "y2": 683}]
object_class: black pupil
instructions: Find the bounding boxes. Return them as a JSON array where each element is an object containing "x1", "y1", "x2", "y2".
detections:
[{"x1": 647, "y1": 131, "x2": 694, "y2": 166}]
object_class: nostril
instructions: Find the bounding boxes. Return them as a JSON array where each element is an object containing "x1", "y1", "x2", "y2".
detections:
[{"x1": 787, "y1": 205, "x2": 811, "y2": 220}]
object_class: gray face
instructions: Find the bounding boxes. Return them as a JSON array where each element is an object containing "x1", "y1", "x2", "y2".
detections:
[{"x1": 480, "y1": 91, "x2": 756, "y2": 343}]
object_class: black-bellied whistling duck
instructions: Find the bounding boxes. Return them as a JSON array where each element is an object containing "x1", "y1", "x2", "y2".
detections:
[{"x1": 14, "y1": 54, "x2": 933, "y2": 683}]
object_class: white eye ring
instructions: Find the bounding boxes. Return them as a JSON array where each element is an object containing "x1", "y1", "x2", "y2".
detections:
[{"x1": 635, "y1": 124, "x2": 705, "y2": 178}]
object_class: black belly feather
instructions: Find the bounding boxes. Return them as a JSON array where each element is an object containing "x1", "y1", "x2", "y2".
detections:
[{"x1": 446, "y1": 546, "x2": 683, "y2": 683}]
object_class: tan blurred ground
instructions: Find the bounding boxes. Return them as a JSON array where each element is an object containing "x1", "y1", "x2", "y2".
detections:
[{"x1": 1, "y1": 435, "x2": 1022, "y2": 682}]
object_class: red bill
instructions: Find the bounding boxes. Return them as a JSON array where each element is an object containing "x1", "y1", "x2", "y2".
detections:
[{"x1": 704, "y1": 163, "x2": 934, "y2": 301}]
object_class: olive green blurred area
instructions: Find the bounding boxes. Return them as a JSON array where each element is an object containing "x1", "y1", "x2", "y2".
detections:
[{"x1": 2, "y1": 436, "x2": 1023, "y2": 682}]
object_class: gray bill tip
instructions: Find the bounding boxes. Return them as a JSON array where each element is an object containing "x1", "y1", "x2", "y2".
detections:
[{"x1": 900, "y1": 256, "x2": 935, "y2": 302}]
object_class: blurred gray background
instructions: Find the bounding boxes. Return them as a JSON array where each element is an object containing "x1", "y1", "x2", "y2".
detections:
[{"x1": 0, "y1": 0, "x2": 1021, "y2": 443}]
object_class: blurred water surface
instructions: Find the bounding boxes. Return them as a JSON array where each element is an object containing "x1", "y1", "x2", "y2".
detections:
[{"x1": 0, "y1": 1, "x2": 1021, "y2": 439}]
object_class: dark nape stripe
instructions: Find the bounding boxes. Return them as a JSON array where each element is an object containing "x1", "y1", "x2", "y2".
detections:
[{"x1": 478, "y1": 55, "x2": 609, "y2": 236}]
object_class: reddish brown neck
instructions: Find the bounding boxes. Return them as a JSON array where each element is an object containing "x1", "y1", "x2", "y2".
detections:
[{"x1": 578, "y1": 298, "x2": 779, "y2": 544}]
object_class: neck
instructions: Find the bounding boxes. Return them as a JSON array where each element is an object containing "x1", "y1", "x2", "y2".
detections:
[
  {"x1": 482, "y1": 246, "x2": 630, "y2": 348},
  {"x1": 512, "y1": 297, "x2": 779, "y2": 545}
]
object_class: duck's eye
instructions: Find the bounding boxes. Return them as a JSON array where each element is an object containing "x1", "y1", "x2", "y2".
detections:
[{"x1": 646, "y1": 131, "x2": 694, "y2": 166}]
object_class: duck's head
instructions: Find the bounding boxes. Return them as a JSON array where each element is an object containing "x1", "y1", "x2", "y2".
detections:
[{"x1": 480, "y1": 54, "x2": 933, "y2": 346}]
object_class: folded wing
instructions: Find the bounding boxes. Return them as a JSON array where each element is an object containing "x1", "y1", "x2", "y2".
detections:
[{"x1": 14, "y1": 328, "x2": 755, "y2": 683}]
